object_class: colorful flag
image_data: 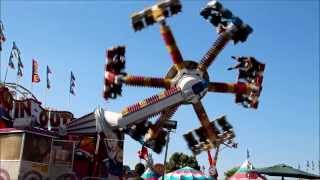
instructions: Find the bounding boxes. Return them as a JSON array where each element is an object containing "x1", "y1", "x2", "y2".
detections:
[
  {"x1": 70, "y1": 71, "x2": 76, "y2": 95},
  {"x1": 8, "y1": 41, "x2": 21, "y2": 70},
  {"x1": 10, "y1": 41, "x2": 23, "y2": 77},
  {"x1": 46, "y1": 66, "x2": 52, "y2": 89},
  {"x1": 12, "y1": 41, "x2": 21, "y2": 57},
  {"x1": 0, "y1": 21, "x2": 6, "y2": 51},
  {"x1": 8, "y1": 53, "x2": 15, "y2": 69},
  {"x1": 137, "y1": 146, "x2": 148, "y2": 160},
  {"x1": 17, "y1": 57, "x2": 23, "y2": 77},
  {"x1": 32, "y1": 59, "x2": 40, "y2": 83},
  {"x1": 8, "y1": 41, "x2": 23, "y2": 76},
  {"x1": 0, "y1": 21, "x2": 5, "y2": 41}
]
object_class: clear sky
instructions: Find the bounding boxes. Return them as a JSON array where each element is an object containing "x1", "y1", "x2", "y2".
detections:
[{"x1": 1, "y1": 0, "x2": 319, "y2": 178}]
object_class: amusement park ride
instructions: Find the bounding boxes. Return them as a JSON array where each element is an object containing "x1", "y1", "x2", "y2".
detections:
[
  {"x1": 99, "y1": 0, "x2": 265, "y2": 153},
  {"x1": 0, "y1": 0, "x2": 265, "y2": 179}
]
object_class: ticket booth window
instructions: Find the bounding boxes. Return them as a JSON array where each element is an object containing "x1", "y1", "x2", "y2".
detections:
[
  {"x1": 0, "y1": 133, "x2": 23, "y2": 160},
  {"x1": 22, "y1": 133, "x2": 52, "y2": 163},
  {"x1": 51, "y1": 140, "x2": 74, "y2": 167}
]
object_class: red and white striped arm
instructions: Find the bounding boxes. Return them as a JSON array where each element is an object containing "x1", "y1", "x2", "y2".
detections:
[
  {"x1": 122, "y1": 75, "x2": 171, "y2": 89},
  {"x1": 118, "y1": 87, "x2": 184, "y2": 127},
  {"x1": 208, "y1": 82, "x2": 258, "y2": 94},
  {"x1": 160, "y1": 23, "x2": 184, "y2": 70}
]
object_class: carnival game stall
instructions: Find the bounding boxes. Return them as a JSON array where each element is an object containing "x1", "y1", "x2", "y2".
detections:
[
  {"x1": 0, "y1": 128, "x2": 76, "y2": 180},
  {"x1": 0, "y1": 85, "x2": 77, "y2": 179},
  {"x1": 0, "y1": 85, "x2": 124, "y2": 179}
]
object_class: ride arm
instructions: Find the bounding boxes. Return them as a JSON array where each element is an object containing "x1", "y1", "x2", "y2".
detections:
[
  {"x1": 208, "y1": 82, "x2": 258, "y2": 94},
  {"x1": 121, "y1": 75, "x2": 171, "y2": 89},
  {"x1": 209, "y1": 56, "x2": 265, "y2": 109},
  {"x1": 113, "y1": 86, "x2": 185, "y2": 128},
  {"x1": 198, "y1": 0, "x2": 253, "y2": 72}
]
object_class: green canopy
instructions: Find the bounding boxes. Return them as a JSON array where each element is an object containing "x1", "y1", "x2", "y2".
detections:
[{"x1": 249, "y1": 164, "x2": 320, "y2": 179}]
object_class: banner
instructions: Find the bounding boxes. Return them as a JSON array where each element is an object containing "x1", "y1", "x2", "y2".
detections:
[
  {"x1": 104, "y1": 130, "x2": 124, "y2": 179},
  {"x1": 32, "y1": 59, "x2": 40, "y2": 83},
  {"x1": 73, "y1": 130, "x2": 124, "y2": 179}
]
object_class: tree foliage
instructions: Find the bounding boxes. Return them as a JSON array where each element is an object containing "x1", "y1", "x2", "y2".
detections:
[
  {"x1": 224, "y1": 166, "x2": 240, "y2": 179},
  {"x1": 165, "y1": 152, "x2": 200, "y2": 173}
]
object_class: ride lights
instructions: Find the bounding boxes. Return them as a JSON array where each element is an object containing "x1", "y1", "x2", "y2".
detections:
[
  {"x1": 183, "y1": 115, "x2": 236, "y2": 155},
  {"x1": 162, "y1": 119, "x2": 178, "y2": 130}
]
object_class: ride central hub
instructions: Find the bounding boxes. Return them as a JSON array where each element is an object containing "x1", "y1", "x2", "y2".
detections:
[{"x1": 167, "y1": 61, "x2": 210, "y2": 104}]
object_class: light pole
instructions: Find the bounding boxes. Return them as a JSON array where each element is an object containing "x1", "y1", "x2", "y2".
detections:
[
  {"x1": 162, "y1": 120, "x2": 177, "y2": 179},
  {"x1": 163, "y1": 130, "x2": 171, "y2": 177}
]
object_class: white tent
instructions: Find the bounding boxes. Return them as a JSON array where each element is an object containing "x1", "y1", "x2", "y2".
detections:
[{"x1": 229, "y1": 160, "x2": 266, "y2": 180}]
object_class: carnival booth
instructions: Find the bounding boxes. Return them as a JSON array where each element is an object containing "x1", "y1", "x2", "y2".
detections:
[
  {"x1": 0, "y1": 85, "x2": 124, "y2": 180},
  {"x1": 0, "y1": 127, "x2": 77, "y2": 180},
  {"x1": 0, "y1": 86, "x2": 77, "y2": 179}
]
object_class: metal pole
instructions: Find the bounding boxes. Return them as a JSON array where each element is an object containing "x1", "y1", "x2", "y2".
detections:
[
  {"x1": 30, "y1": 82, "x2": 33, "y2": 97},
  {"x1": 47, "y1": 108, "x2": 51, "y2": 131},
  {"x1": 0, "y1": 50, "x2": 2, "y2": 82},
  {"x1": 162, "y1": 130, "x2": 171, "y2": 180},
  {"x1": 15, "y1": 74, "x2": 19, "y2": 97},
  {"x1": 44, "y1": 86, "x2": 48, "y2": 108},
  {"x1": 11, "y1": 76, "x2": 19, "y2": 123},
  {"x1": 68, "y1": 90, "x2": 71, "y2": 109},
  {"x1": 3, "y1": 64, "x2": 8, "y2": 84}
]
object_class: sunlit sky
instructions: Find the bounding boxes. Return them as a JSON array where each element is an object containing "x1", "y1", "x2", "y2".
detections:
[{"x1": 1, "y1": 0, "x2": 319, "y2": 178}]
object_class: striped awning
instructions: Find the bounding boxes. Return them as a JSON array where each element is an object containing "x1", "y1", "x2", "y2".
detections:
[
  {"x1": 141, "y1": 168, "x2": 161, "y2": 180},
  {"x1": 164, "y1": 167, "x2": 211, "y2": 180}
]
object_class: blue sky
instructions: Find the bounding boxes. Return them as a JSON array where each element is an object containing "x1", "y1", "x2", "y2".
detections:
[{"x1": 1, "y1": 0, "x2": 319, "y2": 177}]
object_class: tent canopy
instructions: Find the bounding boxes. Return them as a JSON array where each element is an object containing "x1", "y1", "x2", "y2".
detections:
[
  {"x1": 229, "y1": 160, "x2": 266, "y2": 180},
  {"x1": 141, "y1": 168, "x2": 161, "y2": 180},
  {"x1": 250, "y1": 164, "x2": 320, "y2": 179},
  {"x1": 164, "y1": 166, "x2": 210, "y2": 180}
]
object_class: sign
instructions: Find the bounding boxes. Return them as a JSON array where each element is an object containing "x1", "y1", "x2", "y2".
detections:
[
  {"x1": 0, "y1": 86, "x2": 74, "y2": 128},
  {"x1": 104, "y1": 130, "x2": 124, "y2": 178},
  {"x1": 51, "y1": 140, "x2": 74, "y2": 167}
]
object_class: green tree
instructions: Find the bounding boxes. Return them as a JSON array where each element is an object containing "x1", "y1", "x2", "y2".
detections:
[
  {"x1": 165, "y1": 152, "x2": 200, "y2": 173},
  {"x1": 224, "y1": 166, "x2": 240, "y2": 179}
]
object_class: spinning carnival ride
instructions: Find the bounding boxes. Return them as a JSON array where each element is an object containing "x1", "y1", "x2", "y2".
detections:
[
  {"x1": 70, "y1": 0, "x2": 265, "y2": 156},
  {"x1": 0, "y1": 0, "x2": 266, "y2": 179}
]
